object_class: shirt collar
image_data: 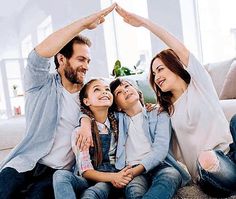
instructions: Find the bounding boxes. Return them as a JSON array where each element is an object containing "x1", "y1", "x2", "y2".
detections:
[{"x1": 96, "y1": 118, "x2": 111, "y2": 133}]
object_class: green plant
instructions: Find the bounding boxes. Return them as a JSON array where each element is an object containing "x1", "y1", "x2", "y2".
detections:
[{"x1": 112, "y1": 60, "x2": 132, "y2": 78}]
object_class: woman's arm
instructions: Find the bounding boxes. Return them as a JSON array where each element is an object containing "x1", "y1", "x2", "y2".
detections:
[{"x1": 115, "y1": 5, "x2": 189, "y2": 66}]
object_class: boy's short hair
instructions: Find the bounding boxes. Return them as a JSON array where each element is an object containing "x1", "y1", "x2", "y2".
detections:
[{"x1": 110, "y1": 78, "x2": 144, "y2": 112}]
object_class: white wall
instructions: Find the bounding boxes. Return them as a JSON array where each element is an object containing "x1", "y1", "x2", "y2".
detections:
[
  {"x1": 0, "y1": 18, "x2": 20, "y2": 59},
  {"x1": 1, "y1": 0, "x2": 109, "y2": 78},
  {"x1": 147, "y1": 0, "x2": 184, "y2": 56}
]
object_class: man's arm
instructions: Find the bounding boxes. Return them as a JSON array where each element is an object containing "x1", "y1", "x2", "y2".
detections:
[{"x1": 35, "y1": 3, "x2": 116, "y2": 58}]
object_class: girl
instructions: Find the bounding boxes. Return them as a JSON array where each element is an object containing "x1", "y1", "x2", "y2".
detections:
[
  {"x1": 53, "y1": 79, "x2": 133, "y2": 199},
  {"x1": 115, "y1": 5, "x2": 236, "y2": 197},
  {"x1": 109, "y1": 78, "x2": 190, "y2": 199}
]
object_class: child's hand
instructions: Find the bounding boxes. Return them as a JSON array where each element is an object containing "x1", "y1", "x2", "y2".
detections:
[{"x1": 111, "y1": 166, "x2": 133, "y2": 188}]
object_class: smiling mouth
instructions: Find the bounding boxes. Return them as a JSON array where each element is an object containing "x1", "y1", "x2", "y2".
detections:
[
  {"x1": 99, "y1": 96, "x2": 110, "y2": 100},
  {"x1": 125, "y1": 93, "x2": 133, "y2": 100},
  {"x1": 158, "y1": 80, "x2": 165, "y2": 87}
]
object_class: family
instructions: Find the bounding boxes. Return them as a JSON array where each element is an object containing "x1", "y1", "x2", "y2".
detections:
[{"x1": 0, "y1": 3, "x2": 236, "y2": 199}]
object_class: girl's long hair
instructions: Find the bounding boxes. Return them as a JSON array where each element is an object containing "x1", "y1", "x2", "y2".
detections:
[
  {"x1": 149, "y1": 49, "x2": 191, "y2": 115},
  {"x1": 79, "y1": 79, "x2": 118, "y2": 168}
]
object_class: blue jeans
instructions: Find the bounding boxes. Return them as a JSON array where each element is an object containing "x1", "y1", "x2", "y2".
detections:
[
  {"x1": 53, "y1": 170, "x2": 112, "y2": 199},
  {"x1": 197, "y1": 114, "x2": 236, "y2": 198},
  {"x1": 125, "y1": 164, "x2": 182, "y2": 199},
  {"x1": 0, "y1": 163, "x2": 56, "y2": 199}
]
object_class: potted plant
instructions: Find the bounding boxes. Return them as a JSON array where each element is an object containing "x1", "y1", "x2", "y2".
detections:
[
  {"x1": 12, "y1": 84, "x2": 18, "y2": 97},
  {"x1": 112, "y1": 59, "x2": 145, "y2": 78}
]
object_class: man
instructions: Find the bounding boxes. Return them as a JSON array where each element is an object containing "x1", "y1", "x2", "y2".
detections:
[{"x1": 0, "y1": 4, "x2": 116, "y2": 199}]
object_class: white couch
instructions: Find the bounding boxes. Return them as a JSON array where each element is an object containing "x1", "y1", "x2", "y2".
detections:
[
  {"x1": 0, "y1": 58, "x2": 236, "y2": 161},
  {"x1": 0, "y1": 58, "x2": 236, "y2": 199}
]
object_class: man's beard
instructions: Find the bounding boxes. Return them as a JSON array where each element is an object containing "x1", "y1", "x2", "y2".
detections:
[{"x1": 64, "y1": 63, "x2": 84, "y2": 84}]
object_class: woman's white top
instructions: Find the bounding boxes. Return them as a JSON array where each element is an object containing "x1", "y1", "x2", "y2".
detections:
[{"x1": 171, "y1": 53, "x2": 232, "y2": 181}]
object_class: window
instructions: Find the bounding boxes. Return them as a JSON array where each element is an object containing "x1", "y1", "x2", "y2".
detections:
[
  {"x1": 37, "y1": 16, "x2": 53, "y2": 43},
  {"x1": 21, "y1": 35, "x2": 33, "y2": 59},
  {"x1": 196, "y1": 0, "x2": 236, "y2": 63},
  {"x1": 101, "y1": 0, "x2": 152, "y2": 75}
]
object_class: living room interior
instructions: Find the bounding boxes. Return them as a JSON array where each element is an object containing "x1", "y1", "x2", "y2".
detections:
[{"x1": 0, "y1": 0, "x2": 236, "y2": 198}]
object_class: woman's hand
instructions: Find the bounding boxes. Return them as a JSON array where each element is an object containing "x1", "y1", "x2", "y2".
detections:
[
  {"x1": 115, "y1": 4, "x2": 146, "y2": 27},
  {"x1": 145, "y1": 103, "x2": 157, "y2": 112}
]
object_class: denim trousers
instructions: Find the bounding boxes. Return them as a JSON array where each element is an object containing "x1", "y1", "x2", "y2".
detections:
[
  {"x1": 197, "y1": 114, "x2": 236, "y2": 198},
  {"x1": 0, "y1": 163, "x2": 56, "y2": 199},
  {"x1": 53, "y1": 170, "x2": 112, "y2": 199},
  {"x1": 125, "y1": 163, "x2": 182, "y2": 199}
]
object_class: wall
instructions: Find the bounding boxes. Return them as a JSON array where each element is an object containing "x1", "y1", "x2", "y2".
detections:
[
  {"x1": 147, "y1": 0, "x2": 184, "y2": 56},
  {"x1": 2, "y1": 0, "x2": 109, "y2": 78}
]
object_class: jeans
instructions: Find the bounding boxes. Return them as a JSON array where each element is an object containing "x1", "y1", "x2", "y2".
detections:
[
  {"x1": 197, "y1": 114, "x2": 236, "y2": 198},
  {"x1": 0, "y1": 163, "x2": 56, "y2": 199},
  {"x1": 125, "y1": 164, "x2": 182, "y2": 199},
  {"x1": 53, "y1": 170, "x2": 112, "y2": 199}
]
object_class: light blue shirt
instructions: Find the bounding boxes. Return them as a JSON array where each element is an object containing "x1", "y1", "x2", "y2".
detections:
[
  {"x1": 0, "y1": 50, "x2": 80, "y2": 172},
  {"x1": 115, "y1": 108, "x2": 191, "y2": 187}
]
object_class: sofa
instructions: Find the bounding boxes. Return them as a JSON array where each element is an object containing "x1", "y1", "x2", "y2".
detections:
[{"x1": 0, "y1": 58, "x2": 236, "y2": 198}]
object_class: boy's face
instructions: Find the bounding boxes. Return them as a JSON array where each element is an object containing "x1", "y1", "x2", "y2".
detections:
[{"x1": 113, "y1": 81, "x2": 140, "y2": 111}]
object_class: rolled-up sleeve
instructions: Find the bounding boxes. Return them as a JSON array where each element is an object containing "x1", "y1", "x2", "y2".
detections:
[{"x1": 24, "y1": 49, "x2": 51, "y2": 92}]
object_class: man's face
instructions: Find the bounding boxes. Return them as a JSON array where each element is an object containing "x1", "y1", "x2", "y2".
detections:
[{"x1": 64, "y1": 43, "x2": 91, "y2": 84}]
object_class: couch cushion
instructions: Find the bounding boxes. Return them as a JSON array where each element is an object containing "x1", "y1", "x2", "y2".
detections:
[
  {"x1": 220, "y1": 61, "x2": 236, "y2": 100},
  {"x1": 205, "y1": 58, "x2": 234, "y2": 96},
  {"x1": 220, "y1": 99, "x2": 236, "y2": 121},
  {"x1": 0, "y1": 117, "x2": 25, "y2": 150}
]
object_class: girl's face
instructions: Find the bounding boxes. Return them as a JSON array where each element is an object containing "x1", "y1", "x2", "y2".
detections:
[
  {"x1": 83, "y1": 80, "x2": 113, "y2": 108},
  {"x1": 113, "y1": 81, "x2": 139, "y2": 111},
  {"x1": 152, "y1": 58, "x2": 179, "y2": 92}
]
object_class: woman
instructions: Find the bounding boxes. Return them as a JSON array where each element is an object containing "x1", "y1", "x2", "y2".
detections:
[{"x1": 115, "y1": 5, "x2": 236, "y2": 197}]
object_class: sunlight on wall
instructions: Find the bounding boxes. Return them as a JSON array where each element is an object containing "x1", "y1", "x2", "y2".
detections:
[
  {"x1": 100, "y1": 0, "x2": 152, "y2": 76},
  {"x1": 197, "y1": 0, "x2": 236, "y2": 63}
]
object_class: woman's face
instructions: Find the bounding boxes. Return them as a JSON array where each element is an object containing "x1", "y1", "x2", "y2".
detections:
[
  {"x1": 113, "y1": 81, "x2": 139, "y2": 111},
  {"x1": 83, "y1": 80, "x2": 113, "y2": 108},
  {"x1": 152, "y1": 58, "x2": 179, "y2": 92}
]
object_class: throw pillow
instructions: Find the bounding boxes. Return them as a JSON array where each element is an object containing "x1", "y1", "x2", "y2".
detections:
[
  {"x1": 220, "y1": 60, "x2": 236, "y2": 99},
  {"x1": 205, "y1": 58, "x2": 234, "y2": 96}
]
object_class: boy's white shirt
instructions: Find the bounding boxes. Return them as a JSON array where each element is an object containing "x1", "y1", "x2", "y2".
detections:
[{"x1": 125, "y1": 111, "x2": 152, "y2": 166}]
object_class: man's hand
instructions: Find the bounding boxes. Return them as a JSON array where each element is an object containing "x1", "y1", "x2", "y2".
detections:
[
  {"x1": 81, "y1": 3, "x2": 117, "y2": 30},
  {"x1": 111, "y1": 166, "x2": 133, "y2": 188},
  {"x1": 76, "y1": 117, "x2": 93, "y2": 151}
]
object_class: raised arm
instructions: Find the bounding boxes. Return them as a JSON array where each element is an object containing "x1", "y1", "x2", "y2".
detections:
[
  {"x1": 115, "y1": 5, "x2": 189, "y2": 66},
  {"x1": 36, "y1": 3, "x2": 116, "y2": 58}
]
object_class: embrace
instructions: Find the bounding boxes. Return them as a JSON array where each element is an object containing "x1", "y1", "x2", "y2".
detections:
[{"x1": 0, "y1": 3, "x2": 236, "y2": 199}]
